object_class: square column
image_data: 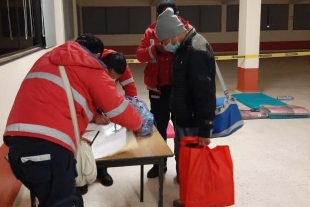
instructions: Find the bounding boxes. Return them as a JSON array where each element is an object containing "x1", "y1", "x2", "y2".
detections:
[{"x1": 237, "y1": 0, "x2": 262, "y2": 92}]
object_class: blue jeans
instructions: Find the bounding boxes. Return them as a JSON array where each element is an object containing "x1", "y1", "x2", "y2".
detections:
[{"x1": 174, "y1": 126, "x2": 199, "y2": 176}]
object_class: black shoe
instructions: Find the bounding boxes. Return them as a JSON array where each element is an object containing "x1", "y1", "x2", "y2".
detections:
[
  {"x1": 174, "y1": 175, "x2": 179, "y2": 184},
  {"x1": 173, "y1": 199, "x2": 185, "y2": 207},
  {"x1": 98, "y1": 172, "x2": 114, "y2": 187},
  {"x1": 147, "y1": 165, "x2": 167, "y2": 178},
  {"x1": 76, "y1": 185, "x2": 88, "y2": 195}
]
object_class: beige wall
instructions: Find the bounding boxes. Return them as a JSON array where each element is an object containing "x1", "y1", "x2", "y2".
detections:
[
  {"x1": 0, "y1": 0, "x2": 66, "y2": 146},
  {"x1": 77, "y1": 0, "x2": 310, "y2": 46}
]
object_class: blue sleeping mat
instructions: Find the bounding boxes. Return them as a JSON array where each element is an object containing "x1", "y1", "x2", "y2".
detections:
[{"x1": 231, "y1": 93, "x2": 287, "y2": 109}]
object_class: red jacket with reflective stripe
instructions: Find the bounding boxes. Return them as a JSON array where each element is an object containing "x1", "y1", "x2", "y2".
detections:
[
  {"x1": 4, "y1": 42, "x2": 142, "y2": 153},
  {"x1": 136, "y1": 17, "x2": 192, "y2": 90},
  {"x1": 102, "y1": 49, "x2": 137, "y2": 97}
]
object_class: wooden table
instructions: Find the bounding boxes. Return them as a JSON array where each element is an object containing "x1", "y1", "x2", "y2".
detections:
[
  {"x1": 96, "y1": 128, "x2": 174, "y2": 207},
  {"x1": 30, "y1": 128, "x2": 173, "y2": 207}
]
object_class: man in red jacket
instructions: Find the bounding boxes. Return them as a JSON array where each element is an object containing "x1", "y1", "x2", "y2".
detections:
[
  {"x1": 4, "y1": 33, "x2": 142, "y2": 207},
  {"x1": 102, "y1": 49, "x2": 137, "y2": 97},
  {"x1": 93, "y1": 49, "x2": 138, "y2": 187},
  {"x1": 136, "y1": 0, "x2": 192, "y2": 178}
]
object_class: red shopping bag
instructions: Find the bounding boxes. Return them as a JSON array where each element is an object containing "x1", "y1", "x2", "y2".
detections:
[{"x1": 179, "y1": 137, "x2": 234, "y2": 207}]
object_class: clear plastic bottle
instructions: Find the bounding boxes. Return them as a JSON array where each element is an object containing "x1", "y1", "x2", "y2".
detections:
[{"x1": 125, "y1": 96, "x2": 154, "y2": 137}]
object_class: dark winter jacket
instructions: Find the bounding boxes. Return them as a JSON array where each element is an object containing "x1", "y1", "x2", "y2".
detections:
[{"x1": 171, "y1": 29, "x2": 216, "y2": 138}]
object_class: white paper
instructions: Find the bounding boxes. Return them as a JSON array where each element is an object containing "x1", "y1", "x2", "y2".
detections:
[
  {"x1": 86, "y1": 123, "x2": 101, "y2": 131},
  {"x1": 82, "y1": 123, "x2": 135, "y2": 159},
  {"x1": 83, "y1": 130, "x2": 99, "y2": 143}
]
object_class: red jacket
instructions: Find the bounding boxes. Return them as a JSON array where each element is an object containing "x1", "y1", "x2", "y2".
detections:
[
  {"x1": 102, "y1": 49, "x2": 137, "y2": 97},
  {"x1": 136, "y1": 17, "x2": 192, "y2": 91},
  {"x1": 4, "y1": 42, "x2": 142, "y2": 154}
]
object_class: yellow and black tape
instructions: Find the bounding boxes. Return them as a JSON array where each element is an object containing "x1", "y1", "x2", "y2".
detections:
[{"x1": 126, "y1": 51, "x2": 310, "y2": 63}]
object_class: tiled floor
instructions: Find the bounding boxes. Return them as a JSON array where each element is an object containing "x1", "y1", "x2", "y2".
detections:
[{"x1": 13, "y1": 57, "x2": 310, "y2": 207}]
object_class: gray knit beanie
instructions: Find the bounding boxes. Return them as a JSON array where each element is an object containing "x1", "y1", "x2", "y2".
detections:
[{"x1": 155, "y1": 8, "x2": 186, "y2": 41}]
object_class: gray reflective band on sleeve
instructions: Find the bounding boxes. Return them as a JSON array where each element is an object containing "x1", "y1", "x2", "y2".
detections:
[
  {"x1": 148, "y1": 46, "x2": 155, "y2": 60},
  {"x1": 105, "y1": 100, "x2": 129, "y2": 118},
  {"x1": 25, "y1": 72, "x2": 93, "y2": 121},
  {"x1": 120, "y1": 78, "x2": 134, "y2": 86},
  {"x1": 5, "y1": 123, "x2": 76, "y2": 152}
]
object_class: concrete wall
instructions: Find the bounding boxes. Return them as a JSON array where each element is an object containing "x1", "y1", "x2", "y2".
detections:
[
  {"x1": 77, "y1": 0, "x2": 310, "y2": 54},
  {"x1": 0, "y1": 0, "x2": 68, "y2": 145}
]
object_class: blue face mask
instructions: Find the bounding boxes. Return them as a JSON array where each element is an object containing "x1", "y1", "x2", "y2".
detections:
[{"x1": 165, "y1": 40, "x2": 180, "y2": 53}]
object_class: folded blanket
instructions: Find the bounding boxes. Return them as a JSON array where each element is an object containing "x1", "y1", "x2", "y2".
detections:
[
  {"x1": 240, "y1": 110, "x2": 268, "y2": 120},
  {"x1": 262, "y1": 105, "x2": 310, "y2": 116}
]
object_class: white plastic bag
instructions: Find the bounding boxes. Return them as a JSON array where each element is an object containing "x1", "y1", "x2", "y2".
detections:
[{"x1": 75, "y1": 141, "x2": 97, "y2": 187}]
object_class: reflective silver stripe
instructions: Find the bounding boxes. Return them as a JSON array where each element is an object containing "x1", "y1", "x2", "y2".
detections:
[
  {"x1": 21, "y1": 154, "x2": 51, "y2": 163},
  {"x1": 120, "y1": 78, "x2": 134, "y2": 86},
  {"x1": 147, "y1": 86, "x2": 160, "y2": 92},
  {"x1": 148, "y1": 45, "x2": 155, "y2": 60},
  {"x1": 25, "y1": 72, "x2": 93, "y2": 121},
  {"x1": 105, "y1": 100, "x2": 129, "y2": 118},
  {"x1": 211, "y1": 120, "x2": 244, "y2": 138},
  {"x1": 5, "y1": 123, "x2": 76, "y2": 152},
  {"x1": 71, "y1": 90, "x2": 93, "y2": 121}
]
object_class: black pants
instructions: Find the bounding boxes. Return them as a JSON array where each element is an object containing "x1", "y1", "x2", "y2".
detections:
[
  {"x1": 6, "y1": 136, "x2": 83, "y2": 207},
  {"x1": 149, "y1": 85, "x2": 173, "y2": 165},
  {"x1": 174, "y1": 126, "x2": 199, "y2": 176}
]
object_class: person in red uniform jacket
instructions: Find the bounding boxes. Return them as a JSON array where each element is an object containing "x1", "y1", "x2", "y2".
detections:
[
  {"x1": 3, "y1": 33, "x2": 142, "y2": 207},
  {"x1": 102, "y1": 49, "x2": 137, "y2": 97},
  {"x1": 136, "y1": 0, "x2": 193, "y2": 179},
  {"x1": 91, "y1": 49, "x2": 138, "y2": 188}
]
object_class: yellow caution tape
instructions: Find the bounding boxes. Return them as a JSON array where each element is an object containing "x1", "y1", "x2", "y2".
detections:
[
  {"x1": 126, "y1": 51, "x2": 310, "y2": 63},
  {"x1": 126, "y1": 59, "x2": 141, "y2": 64}
]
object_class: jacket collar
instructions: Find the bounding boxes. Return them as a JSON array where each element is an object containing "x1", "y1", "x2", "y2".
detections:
[
  {"x1": 180, "y1": 28, "x2": 196, "y2": 48},
  {"x1": 80, "y1": 45, "x2": 107, "y2": 69}
]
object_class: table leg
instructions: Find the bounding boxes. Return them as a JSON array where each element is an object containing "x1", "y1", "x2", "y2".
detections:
[
  {"x1": 158, "y1": 158, "x2": 164, "y2": 207},
  {"x1": 30, "y1": 191, "x2": 36, "y2": 207},
  {"x1": 140, "y1": 165, "x2": 144, "y2": 202}
]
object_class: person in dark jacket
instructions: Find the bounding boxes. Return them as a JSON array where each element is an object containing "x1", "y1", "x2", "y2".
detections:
[{"x1": 155, "y1": 8, "x2": 216, "y2": 207}]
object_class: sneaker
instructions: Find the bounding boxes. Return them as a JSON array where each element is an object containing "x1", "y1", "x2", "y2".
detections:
[
  {"x1": 76, "y1": 185, "x2": 88, "y2": 195},
  {"x1": 173, "y1": 199, "x2": 185, "y2": 207},
  {"x1": 147, "y1": 165, "x2": 167, "y2": 178},
  {"x1": 97, "y1": 171, "x2": 114, "y2": 187}
]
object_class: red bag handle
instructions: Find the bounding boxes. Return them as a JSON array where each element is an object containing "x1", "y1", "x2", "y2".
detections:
[
  {"x1": 180, "y1": 136, "x2": 198, "y2": 146},
  {"x1": 181, "y1": 136, "x2": 214, "y2": 150}
]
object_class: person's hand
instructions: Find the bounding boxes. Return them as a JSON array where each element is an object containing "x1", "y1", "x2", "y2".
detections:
[
  {"x1": 198, "y1": 137, "x2": 211, "y2": 146},
  {"x1": 133, "y1": 120, "x2": 146, "y2": 135},
  {"x1": 134, "y1": 128, "x2": 143, "y2": 136},
  {"x1": 95, "y1": 115, "x2": 110, "y2": 125},
  {"x1": 155, "y1": 43, "x2": 166, "y2": 53}
]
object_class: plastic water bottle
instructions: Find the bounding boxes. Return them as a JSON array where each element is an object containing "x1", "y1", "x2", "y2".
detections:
[
  {"x1": 276, "y1": 96, "x2": 294, "y2": 100},
  {"x1": 125, "y1": 96, "x2": 154, "y2": 137}
]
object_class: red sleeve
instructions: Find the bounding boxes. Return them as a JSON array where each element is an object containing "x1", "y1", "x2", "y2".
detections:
[
  {"x1": 186, "y1": 23, "x2": 194, "y2": 30},
  {"x1": 88, "y1": 71, "x2": 142, "y2": 130},
  {"x1": 136, "y1": 30, "x2": 158, "y2": 63},
  {"x1": 118, "y1": 64, "x2": 137, "y2": 97}
]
